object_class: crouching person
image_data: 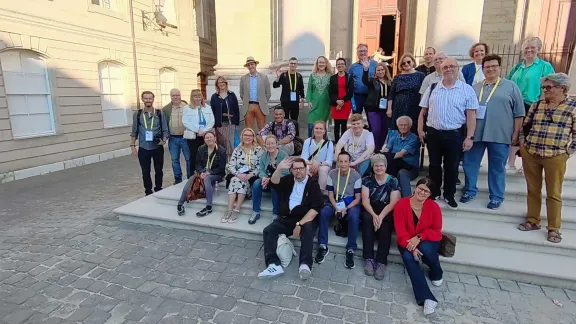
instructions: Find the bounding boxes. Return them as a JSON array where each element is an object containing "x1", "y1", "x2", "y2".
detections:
[
  {"x1": 177, "y1": 130, "x2": 227, "y2": 216},
  {"x1": 315, "y1": 149, "x2": 362, "y2": 268},
  {"x1": 258, "y1": 157, "x2": 324, "y2": 280}
]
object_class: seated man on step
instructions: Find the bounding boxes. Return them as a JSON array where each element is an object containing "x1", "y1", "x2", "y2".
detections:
[
  {"x1": 258, "y1": 157, "x2": 324, "y2": 280},
  {"x1": 257, "y1": 107, "x2": 296, "y2": 155}
]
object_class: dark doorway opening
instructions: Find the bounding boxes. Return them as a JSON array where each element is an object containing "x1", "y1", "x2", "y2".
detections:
[{"x1": 379, "y1": 15, "x2": 396, "y2": 57}]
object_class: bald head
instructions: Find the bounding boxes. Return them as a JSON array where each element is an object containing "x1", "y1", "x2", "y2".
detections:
[
  {"x1": 440, "y1": 57, "x2": 459, "y2": 82},
  {"x1": 170, "y1": 88, "x2": 182, "y2": 106}
]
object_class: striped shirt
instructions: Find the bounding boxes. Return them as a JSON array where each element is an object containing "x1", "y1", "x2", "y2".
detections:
[
  {"x1": 419, "y1": 80, "x2": 479, "y2": 130},
  {"x1": 520, "y1": 98, "x2": 576, "y2": 157}
]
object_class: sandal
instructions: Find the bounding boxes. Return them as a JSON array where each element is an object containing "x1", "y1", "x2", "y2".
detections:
[
  {"x1": 518, "y1": 221, "x2": 541, "y2": 231},
  {"x1": 547, "y1": 230, "x2": 562, "y2": 243}
]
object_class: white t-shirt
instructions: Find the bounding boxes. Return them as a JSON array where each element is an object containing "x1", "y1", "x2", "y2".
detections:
[
  {"x1": 289, "y1": 176, "x2": 309, "y2": 211},
  {"x1": 338, "y1": 129, "x2": 375, "y2": 161},
  {"x1": 473, "y1": 63, "x2": 485, "y2": 84}
]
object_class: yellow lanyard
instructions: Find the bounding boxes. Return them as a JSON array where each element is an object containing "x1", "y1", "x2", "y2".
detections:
[
  {"x1": 336, "y1": 169, "x2": 351, "y2": 201},
  {"x1": 206, "y1": 145, "x2": 218, "y2": 169},
  {"x1": 478, "y1": 77, "x2": 501, "y2": 104},
  {"x1": 379, "y1": 82, "x2": 387, "y2": 98},
  {"x1": 288, "y1": 73, "x2": 295, "y2": 92},
  {"x1": 246, "y1": 148, "x2": 252, "y2": 167},
  {"x1": 142, "y1": 111, "x2": 154, "y2": 130}
]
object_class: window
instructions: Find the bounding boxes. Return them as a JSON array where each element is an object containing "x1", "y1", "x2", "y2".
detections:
[
  {"x1": 0, "y1": 50, "x2": 55, "y2": 138},
  {"x1": 91, "y1": 0, "x2": 115, "y2": 10},
  {"x1": 162, "y1": 0, "x2": 178, "y2": 26},
  {"x1": 98, "y1": 61, "x2": 127, "y2": 127},
  {"x1": 195, "y1": 0, "x2": 210, "y2": 39},
  {"x1": 160, "y1": 68, "x2": 176, "y2": 107}
]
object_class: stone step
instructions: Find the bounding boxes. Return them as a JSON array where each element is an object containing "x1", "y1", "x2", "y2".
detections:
[
  {"x1": 160, "y1": 180, "x2": 576, "y2": 229},
  {"x1": 154, "y1": 187, "x2": 576, "y2": 258},
  {"x1": 114, "y1": 195, "x2": 576, "y2": 289}
]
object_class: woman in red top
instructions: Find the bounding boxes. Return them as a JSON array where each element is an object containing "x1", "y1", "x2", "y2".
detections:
[
  {"x1": 393, "y1": 177, "x2": 443, "y2": 316},
  {"x1": 329, "y1": 58, "x2": 354, "y2": 143}
]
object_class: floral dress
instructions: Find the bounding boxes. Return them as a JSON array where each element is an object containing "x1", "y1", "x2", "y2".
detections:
[
  {"x1": 227, "y1": 145, "x2": 264, "y2": 195},
  {"x1": 307, "y1": 72, "x2": 332, "y2": 123}
]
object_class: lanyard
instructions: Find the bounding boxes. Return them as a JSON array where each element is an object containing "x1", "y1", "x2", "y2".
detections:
[
  {"x1": 142, "y1": 111, "x2": 154, "y2": 130},
  {"x1": 197, "y1": 108, "x2": 206, "y2": 125},
  {"x1": 246, "y1": 148, "x2": 252, "y2": 167},
  {"x1": 288, "y1": 73, "x2": 296, "y2": 91},
  {"x1": 206, "y1": 145, "x2": 218, "y2": 169},
  {"x1": 478, "y1": 77, "x2": 501, "y2": 104},
  {"x1": 336, "y1": 169, "x2": 351, "y2": 201},
  {"x1": 311, "y1": 140, "x2": 324, "y2": 160},
  {"x1": 379, "y1": 81, "x2": 387, "y2": 98}
]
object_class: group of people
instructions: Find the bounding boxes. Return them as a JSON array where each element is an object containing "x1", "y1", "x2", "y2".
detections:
[{"x1": 129, "y1": 35, "x2": 574, "y2": 315}]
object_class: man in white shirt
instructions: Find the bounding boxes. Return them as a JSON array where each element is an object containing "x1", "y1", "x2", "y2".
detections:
[
  {"x1": 418, "y1": 57, "x2": 479, "y2": 209},
  {"x1": 258, "y1": 157, "x2": 324, "y2": 280}
]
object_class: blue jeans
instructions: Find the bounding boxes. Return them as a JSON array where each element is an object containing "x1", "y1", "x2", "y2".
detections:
[
  {"x1": 356, "y1": 160, "x2": 371, "y2": 177},
  {"x1": 168, "y1": 136, "x2": 191, "y2": 182},
  {"x1": 399, "y1": 241, "x2": 442, "y2": 305},
  {"x1": 252, "y1": 178, "x2": 279, "y2": 215},
  {"x1": 462, "y1": 141, "x2": 509, "y2": 202},
  {"x1": 318, "y1": 203, "x2": 361, "y2": 251},
  {"x1": 307, "y1": 123, "x2": 314, "y2": 138}
]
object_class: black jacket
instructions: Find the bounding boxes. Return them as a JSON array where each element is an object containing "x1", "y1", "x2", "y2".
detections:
[
  {"x1": 273, "y1": 72, "x2": 305, "y2": 103},
  {"x1": 362, "y1": 69, "x2": 390, "y2": 112},
  {"x1": 195, "y1": 144, "x2": 227, "y2": 176},
  {"x1": 209, "y1": 91, "x2": 240, "y2": 127},
  {"x1": 328, "y1": 72, "x2": 355, "y2": 107},
  {"x1": 270, "y1": 174, "x2": 323, "y2": 226}
]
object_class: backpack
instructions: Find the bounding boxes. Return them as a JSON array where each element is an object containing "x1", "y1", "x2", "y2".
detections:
[
  {"x1": 439, "y1": 232, "x2": 457, "y2": 258},
  {"x1": 269, "y1": 120, "x2": 303, "y2": 156},
  {"x1": 276, "y1": 234, "x2": 298, "y2": 267}
]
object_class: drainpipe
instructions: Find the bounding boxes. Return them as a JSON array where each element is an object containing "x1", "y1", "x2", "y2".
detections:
[{"x1": 129, "y1": 0, "x2": 141, "y2": 109}]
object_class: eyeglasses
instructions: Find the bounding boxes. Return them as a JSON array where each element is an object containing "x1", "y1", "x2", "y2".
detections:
[
  {"x1": 541, "y1": 85, "x2": 560, "y2": 91},
  {"x1": 416, "y1": 187, "x2": 431, "y2": 195},
  {"x1": 483, "y1": 64, "x2": 500, "y2": 70},
  {"x1": 442, "y1": 65, "x2": 458, "y2": 71},
  {"x1": 242, "y1": 134, "x2": 254, "y2": 137},
  {"x1": 292, "y1": 167, "x2": 306, "y2": 171},
  {"x1": 402, "y1": 61, "x2": 412, "y2": 66}
]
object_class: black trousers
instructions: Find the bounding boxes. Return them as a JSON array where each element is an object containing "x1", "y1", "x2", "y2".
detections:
[
  {"x1": 187, "y1": 136, "x2": 204, "y2": 178},
  {"x1": 425, "y1": 127, "x2": 464, "y2": 198},
  {"x1": 282, "y1": 101, "x2": 300, "y2": 122},
  {"x1": 138, "y1": 146, "x2": 164, "y2": 195},
  {"x1": 383, "y1": 152, "x2": 413, "y2": 177},
  {"x1": 362, "y1": 210, "x2": 394, "y2": 264},
  {"x1": 263, "y1": 219, "x2": 316, "y2": 268},
  {"x1": 333, "y1": 119, "x2": 347, "y2": 143}
]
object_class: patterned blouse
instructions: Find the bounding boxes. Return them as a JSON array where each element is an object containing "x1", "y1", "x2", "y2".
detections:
[
  {"x1": 227, "y1": 145, "x2": 264, "y2": 176},
  {"x1": 362, "y1": 174, "x2": 400, "y2": 205},
  {"x1": 520, "y1": 98, "x2": 576, "y2": 157}
]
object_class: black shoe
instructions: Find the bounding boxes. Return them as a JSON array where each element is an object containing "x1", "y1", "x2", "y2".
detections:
[
  {"x1": 345, "y1": 250, "x2": 355, "y2": 269},
  {"x1": 177, "y1": 205, "x2": 185, "y2": 216},
  {"x1": 154, "y1": 187, "x2": 163, "y2": 192},
  {"x1": 430, "y1": 195, "x2": 440, "y2": 201},
  {"x1": 456, "y1": 178, "x2": 461, "y2": 186},
  {"x1": 196, "y1": 206, "x2": 213, "y2": 217},
  {"x1": 174, "y1": 179, "x2": 182, "y2": 185},
  {"x1": 315, "y1": 246, "x2": 329, "y2": 264},
  {"x1": 444, "y1": 197, "x2": 458, "y2": 210}
]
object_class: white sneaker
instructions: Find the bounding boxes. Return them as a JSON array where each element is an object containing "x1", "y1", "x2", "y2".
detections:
[
  {"x1": 299, "y1": 264, "x2": 312, "y2": 280},
  {"x1": 423, "y1": 299, "x2": 438, "y2": 315},
  {"x1": 258, "y1": 264, "x2": 284, "y2": 279},
  {"x1": 431, "y1": 278, "x2": 443, "y2": 287}
]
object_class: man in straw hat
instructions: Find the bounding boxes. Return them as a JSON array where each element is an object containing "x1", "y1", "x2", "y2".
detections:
[{"x1": 240, "y1": 56, "x2": 271, "y2": 130}]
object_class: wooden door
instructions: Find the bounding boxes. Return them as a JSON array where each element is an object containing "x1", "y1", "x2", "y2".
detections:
[
  {"x1": 538, "y1": 0, "x2": 576, "y2": 72},
  {"x1": 357, "y1": 0, "x2": 399, "y2": 54}
]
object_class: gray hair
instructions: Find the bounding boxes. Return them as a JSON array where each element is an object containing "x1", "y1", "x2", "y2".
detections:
[
  {"x1": 541, "y1": 73, "x2": 571, "y2": 93},
  {"x1": 370, "y1": 153, "x2": 388, "y2": 168},
  {"x1": 396, "y1": 116, "x2": 413, "y2": 128},
  {"x1": 523, "y1": 37, "x2": 543, "y2": 50}
]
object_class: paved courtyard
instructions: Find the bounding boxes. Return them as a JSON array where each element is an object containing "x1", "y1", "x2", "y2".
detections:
[{"x1": 0, "y1": 154, "x2": 575, "y2": 324}]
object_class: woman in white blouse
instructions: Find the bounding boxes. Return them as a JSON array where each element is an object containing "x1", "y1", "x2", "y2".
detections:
[
  {"x1": 301, "y1": 121, "x2": 334, "y2": 193},
  {"x1": 183, "y1": 89, "x2": 215, "y2": 167}
]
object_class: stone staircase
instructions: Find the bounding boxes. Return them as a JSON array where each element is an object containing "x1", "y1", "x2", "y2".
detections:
[{"x1": 114, "y1": 155, "x2": 576, "y2": 290}]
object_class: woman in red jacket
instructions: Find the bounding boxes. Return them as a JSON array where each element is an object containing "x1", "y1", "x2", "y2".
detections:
[{"x1": 393, "y1": 177, "x2": 443, "y2": 316}]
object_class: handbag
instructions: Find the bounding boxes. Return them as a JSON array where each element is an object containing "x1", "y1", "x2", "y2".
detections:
[
  {"x1": 439, "y1": 232, "x2": 457, "y2": 258},
  {"x1": 185, "y1": 175, "x2": 206, "y2": 201},
  {"x1": 276, "y1": 234, "x2": 298, "y2": 268},
  {"x1": 184, "y1": 129, "x2": 196, "y2": 140}
]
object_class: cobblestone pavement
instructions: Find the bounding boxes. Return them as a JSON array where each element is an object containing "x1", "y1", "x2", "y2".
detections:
[{"x1": 1, "y1": 154, "x2": 576, "y2": 324}]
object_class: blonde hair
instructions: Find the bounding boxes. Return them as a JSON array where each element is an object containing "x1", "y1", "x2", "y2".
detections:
[
  {"x1": 240, "y1": 128, "x2": 258, "y2": 147},
  {"x1": 264, "y1": 135, "x2": 278, "y2": 144},
  {"x1": 190, "y1": 89, "x2": 205, "y2": 107},
  {"x1": 313, "y1": 56, "x2": 333, "y2": 74},
  {"x1": 312, "y1": 121, "x2": 328, "y2": 140},
  {"x1": 468, "y1": 42, "x2": 489, "y2": 59},
  {"x1": 214, "y1": 76, "x2": 228, "y2": 92},
  {"x1": 523, "y1": 37, "x2": 543, "y2": 50},
  {"x1": 398, "y1": 53, "x2": 416, "y2": 70},
  {"x1": 376, "y1": 62, "x2": 393, "y2": 85},
  {"x1": 349, "y1": 113, "x2": 363, "y2": 123}
]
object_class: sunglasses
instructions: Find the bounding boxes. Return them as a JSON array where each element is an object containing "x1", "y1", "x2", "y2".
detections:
[
  {"x1": 541, "y1": 85, "x2": 560, "y2": 91},
  {"x1": 402, "y1": 61, "x2": 412, "y2": 65}
]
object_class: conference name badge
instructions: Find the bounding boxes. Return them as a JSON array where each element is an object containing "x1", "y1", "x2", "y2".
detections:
[
  {"x1": 145, "y1": 131, "x2": 154, "y2": 142},
  {"x1": 290, "y1": 91, "x2": 297, "y2": 102},
  {"x1": 379, "y1": 98, "x2": 387, "y2": 110}
]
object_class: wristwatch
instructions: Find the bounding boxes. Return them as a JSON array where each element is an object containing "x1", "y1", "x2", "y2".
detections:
[
  {"x1": 416, "y1": 234, "x2": 422, "y2": 241},
  {"x1": 467, "y1": 136, "x2": 474, "y2": 140},
  {"x1": 296, "y1": 222, "x2": 301, "y2": 227}
]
